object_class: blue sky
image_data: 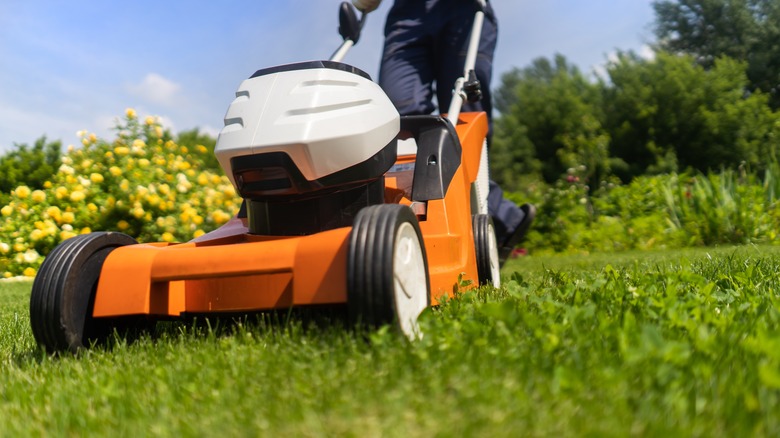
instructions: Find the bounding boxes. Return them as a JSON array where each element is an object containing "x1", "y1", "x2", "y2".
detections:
[{"x1": 0, "y1": 0, "x2": 656, "y2": 153}]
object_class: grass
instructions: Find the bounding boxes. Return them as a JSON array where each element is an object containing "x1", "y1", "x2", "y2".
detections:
[{"x1": 2, "y1": 245, "x2": 780, "y2": 436}]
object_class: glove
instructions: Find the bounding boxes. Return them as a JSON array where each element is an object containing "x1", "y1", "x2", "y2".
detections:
[{"x1": 352, "y1": 0, "x2": 381, "y2": 13}]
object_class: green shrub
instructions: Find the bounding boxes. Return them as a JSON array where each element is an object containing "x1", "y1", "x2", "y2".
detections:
[{"x1": 0, "y1": 136, "x2": 61, "y2": 195}]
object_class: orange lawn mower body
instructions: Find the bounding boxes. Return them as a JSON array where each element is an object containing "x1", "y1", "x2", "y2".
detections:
[
  {"x1": 91, "y1": 111, "x2": 490, "y2": 320},
  {"x1": 29, "y1": 2, "x2": 502, "y2": 353}
]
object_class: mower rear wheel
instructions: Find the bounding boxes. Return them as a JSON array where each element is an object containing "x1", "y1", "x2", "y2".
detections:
[
  {"x1": 30, "y1": 232, "x2": 138, "y2": 353},
  {"x1": 473, "y1": 214, "x2": 501, "y2": 287},
  {"x1": 347, "y1": 204, "x2": 430, "y2": 339}
]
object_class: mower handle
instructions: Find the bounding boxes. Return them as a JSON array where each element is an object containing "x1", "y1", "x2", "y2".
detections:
[
  {"x1": 330, "y1": 2, "x2": 367, "y2": 62},
  {"x1": 446, "y1": 0, "x2": 488, "y2": 125}
]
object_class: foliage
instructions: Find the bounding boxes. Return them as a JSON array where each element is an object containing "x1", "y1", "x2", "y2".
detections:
[
  {"x1": 508, "y1": 164, "x2": 780, "y2": 255},
  {"x1": 513, "y1": 169, "x2": 687, "y2": 254},
  {"x1": 176, "y1": 128, "x2": 221, "y2": 172},
  {"x1": 604, "y1": 51, "x2": 780, "y2": 179},
  {"x1": 664, "y1": 166, "x2": 780, "y2": 246},
  {"x1": 0, "y1": 136, "x2": 62, "y2": 196},
  {"x1": 492, "y1": 51, "x2": 780, "y2": 188},
  {"x1": 491, "y1": 55, "x2": 610, "y2": 186},
  {"x1": 0, "y1": 109, "x2": 240, "y2": 277},
  {"x1": 3, "y1": 246, "x2": 780, "y2": 435},
  {"x1": 653, "y1": 0, "x2": 780, "y2": 108}
]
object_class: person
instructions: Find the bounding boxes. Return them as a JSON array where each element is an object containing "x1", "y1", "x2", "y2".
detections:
[{"x1": 353, "y1": 0, "x2": 535, "y2": 265}]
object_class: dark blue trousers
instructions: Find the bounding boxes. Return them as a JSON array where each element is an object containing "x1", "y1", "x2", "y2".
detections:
[{"x1": 378, "y1": 0, "x2": 524, "y2": 245}]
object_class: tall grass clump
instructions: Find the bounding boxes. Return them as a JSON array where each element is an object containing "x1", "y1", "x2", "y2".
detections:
[
  {"x1": 664, "y1": 164, "x2": 780, "y2": 246},
  {"x1": 513, "y1": 164, "x2": 780, "y2": 255}
]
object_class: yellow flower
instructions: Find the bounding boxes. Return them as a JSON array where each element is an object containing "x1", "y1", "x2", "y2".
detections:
[
  {"x1": 43, "y1": 181, "x2": 53, "y2": 189},
  {"x1": 88, "y1": 133, "x2": 97, "y2": 144},
  {"x1": 117, "y1": 220, "x2": 130, "y2": 231},
  {"x1": 196, "y1": 145, "x2": 208, "y2": 154},
  {"x1": 1, "y1": 205, "x2": 13, "y2": 217},
  {"x1": 30, "y1": 229, "x2": 45, "y2": 241},
  {"x1": 109, "y1": 166, "x2": 123, "y2": 177},
  {"x1": 197, "y1": 173, "x2": 209, "y2": 186},
  {"x1": 81, "y1": 227, "x2": 92, "y2": 234},
  {"x1": 87, "y1": 203, "x2": 98, "y2": 212},
  {"x1": 90, "y1": 173, "x2": 104, "y2": 183},
  {"x1": 161, "y1": 232, "x2": 175, "y2": 243},
  {"x1": 133, "y1": 139, "x2": 146, "y2": 148},
  {"x1": 23, "y1": 267, "x2": 37, "y2": 278},
  {"x1": 193, "y1": 229, "x2": 205, "y2": 238},
  {"x1": 31, "y1": 190, "x2": 46, "y2": 202},
  {"x1": 60, "y1": 230, "x2": 77, "y2": 241},
  {"x1": 114, "y1": 146, "x2": 130, "y2": 156},
  {"x1": 61, "y1": 212, "x2": 75, "y2": 224},
  {"x1": 3, "y1": 272, "x2": 11, "y2": 278},
  {"x1": 145, "y1": 116, "x2": 156, "y2": 126},
  {"x1": 14, "y1": 186, "x2": 31, "y2": 199},
  {"x1": 126, "y1": 108, "x2": 137, "y2": 119},
  {"x1": 55, "y1": 186, "x2": 68, "y2": 199},
  {"x1": 138, "y1": 158, "x2": 150, "y2": 168},
  {"x1": 46, "y1": 206, "x2": 62, "y2": 221},
  {"x1": 132, "y1": 207, "x2": 145, "y2": 219},
  {"x1": 0, "y1": 242, "x2": 9, "y2": 254},
  {"x1": 69, "y1": 191, "x2": 86, "y2": 202},
  {"x1": 155, "y1": 126, "x2": 163, "y2": 137}
]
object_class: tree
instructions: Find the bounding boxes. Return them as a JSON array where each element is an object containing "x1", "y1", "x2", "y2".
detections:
[
  {"x1": 492, "y1": 55, "x2": 610, "y2": 188},
  {"x1": 0, "y1": 136, "x2": 62, "y2": 193},
  {"x1": 603, "y1": 51, "x2": 780, "y2": 179},
  {"x1": 653, "y1": 0, "x2": 780, "y2": 107}
]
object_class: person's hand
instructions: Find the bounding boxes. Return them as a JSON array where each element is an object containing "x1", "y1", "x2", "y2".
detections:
[{"x1": 352, "y1": 0, "x2": 381, "y2": 13}]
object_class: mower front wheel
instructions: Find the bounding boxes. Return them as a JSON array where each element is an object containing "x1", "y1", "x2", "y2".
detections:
[
  {"x1": 473, "y1": 214, "x2": 501, "y2": 287},
  {"x1": 347, "y1": 204, "x2": 431, "y2": 339},
  {"x1": 30, "y1": 232, "x2": 138, "y2": 353}
]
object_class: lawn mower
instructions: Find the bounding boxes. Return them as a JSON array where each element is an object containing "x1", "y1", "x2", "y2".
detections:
[{"x1": 29, "y1": 1, "x2": 500, "y2": 353}]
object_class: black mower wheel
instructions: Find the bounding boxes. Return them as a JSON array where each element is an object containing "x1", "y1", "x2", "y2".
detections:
[
  {"x1": 473, "y1": 214, "x2": 501, "y2": 287},
  {"x1": 30, "y1": 232, "x2": 138, "y2": 353},
  {"x1": 347, "y1": 204, "x2": 431, "y2": 339}
]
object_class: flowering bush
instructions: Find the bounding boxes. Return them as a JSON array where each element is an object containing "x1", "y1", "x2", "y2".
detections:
[{"x1": 0, "y1": 109, "x2": 239, "y2": 278}]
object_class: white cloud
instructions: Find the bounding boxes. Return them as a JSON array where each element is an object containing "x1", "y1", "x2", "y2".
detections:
[
  {"x1": 638, "y1": 44, "x2": 656, "y2": 61},
  {"x1": 128, "y1": 73, "x2": 182, "y2": 106}
]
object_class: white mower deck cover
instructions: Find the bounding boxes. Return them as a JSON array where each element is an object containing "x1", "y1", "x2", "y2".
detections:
[{"x1": 215, "y1": 62, "x2": 400, "y2": 189}]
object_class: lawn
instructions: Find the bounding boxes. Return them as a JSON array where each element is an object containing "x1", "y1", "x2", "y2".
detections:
[{"x1": 2, "y1": 245, "x2": 780, "y2": 436}]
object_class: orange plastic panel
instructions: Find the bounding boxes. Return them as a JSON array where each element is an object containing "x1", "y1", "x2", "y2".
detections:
[
  {"x1": 93, "y1": 228, "x2": 349, "y2": 317},
  {"x1": 454, "y1": 112, "x2": 489, "y2": 184}
]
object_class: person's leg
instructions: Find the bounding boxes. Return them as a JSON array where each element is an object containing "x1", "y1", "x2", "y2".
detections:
[{"x1": 378, "y1": 1, "x2": 437, "y2": 116}]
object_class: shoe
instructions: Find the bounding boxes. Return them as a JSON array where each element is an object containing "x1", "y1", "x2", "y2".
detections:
[{"x1": 498, "y1": 203, "x2": 536, "y2": 267}]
